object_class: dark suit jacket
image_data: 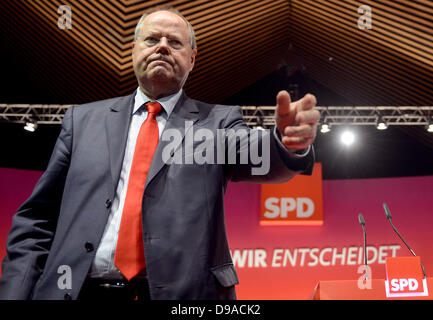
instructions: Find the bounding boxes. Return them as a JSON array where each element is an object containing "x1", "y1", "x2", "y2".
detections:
[{"x1": 0, "y1": 92, "x2": 314, "y2": 299}]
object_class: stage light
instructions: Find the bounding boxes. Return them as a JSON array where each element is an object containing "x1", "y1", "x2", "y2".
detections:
[
  {"x1": 341, "y1": 130, "x2": 355, "y2": 146},
  {"x1": 320, "y1": 123, "x2": 331, "y2": 133},
  {"x1": 427, "y1": 123, "x2": 433, "y2": 133},
  {"x1": 24, "y1": 118, "x2": 38, "y2": 132},
  {"x1": 376, "y1": 116, "x2": 388, "y2": 130}
]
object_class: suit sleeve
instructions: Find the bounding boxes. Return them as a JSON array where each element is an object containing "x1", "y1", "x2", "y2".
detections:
[
  {"x1": 0, "y1": 107, "x2": 74, "y2": 299},
  {"x1": 223, "y1": 106, "x2": 315, "y2": 183}
]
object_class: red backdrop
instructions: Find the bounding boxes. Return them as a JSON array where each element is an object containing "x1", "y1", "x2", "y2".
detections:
[{"x1": 1, "y1": 167, "x2": 432, "y2": 299}]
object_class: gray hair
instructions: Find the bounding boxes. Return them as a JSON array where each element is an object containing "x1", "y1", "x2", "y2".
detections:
[{"x1": 133, "y1": 7, "x2": 197, "y2": 50}]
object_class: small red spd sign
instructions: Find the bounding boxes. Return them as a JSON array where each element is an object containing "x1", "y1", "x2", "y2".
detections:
[
  {"x1": 260, "y1": 163, "x2": 323, "y2": 225},
  {"x1": 385, "y1": 256, "x2": 428, "y2": 298}
]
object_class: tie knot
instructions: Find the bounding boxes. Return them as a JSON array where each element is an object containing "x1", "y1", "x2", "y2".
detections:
[{"x1": 146, "y1": 102, "x2": 162, "y2": 115}]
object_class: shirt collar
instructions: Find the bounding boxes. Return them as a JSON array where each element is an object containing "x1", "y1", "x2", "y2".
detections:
[{"x1": 134, "y1": 87, "x2": 183, "y2": 117}]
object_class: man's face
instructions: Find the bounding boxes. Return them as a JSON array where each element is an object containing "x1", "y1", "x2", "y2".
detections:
[{"x1": 132, "y1": 11, "x2": 197, "y2": 98}]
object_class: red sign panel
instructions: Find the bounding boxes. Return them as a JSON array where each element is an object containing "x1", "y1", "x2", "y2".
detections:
[
  {"x1": 260, "y1": 163, "x2": 323, "y2": 225},
  {"x1": 385, "y1": 256, "x2": 428, "y2": 297}
]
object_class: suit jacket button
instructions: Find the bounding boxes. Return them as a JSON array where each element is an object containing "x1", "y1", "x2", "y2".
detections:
[
  {"x1": 84, "y1": 242, "x2": 94, "y2": 252},
  {"x1": 105, "y1": 198, "x2": 112, "y2": 208},
  {"x1": 64, "y1": 293, "x2": 72, "y2": 300}
]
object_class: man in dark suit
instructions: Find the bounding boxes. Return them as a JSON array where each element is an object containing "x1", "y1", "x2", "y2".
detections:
[{"x1": 0, "y1": 8, "x2": 319, "y2": 300}]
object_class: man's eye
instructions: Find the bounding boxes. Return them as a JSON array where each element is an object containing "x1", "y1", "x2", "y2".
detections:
[
  {"x1": 169, "y1": 39, "x2": 182, "y2": 48},
  {"x1": 144, "y1": 37, "x2": 157, "y2": 44}
]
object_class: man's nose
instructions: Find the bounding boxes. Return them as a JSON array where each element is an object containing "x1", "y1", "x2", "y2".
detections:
[{"x1": 156, "y1": 37, "x2": 170, "y2": 54}]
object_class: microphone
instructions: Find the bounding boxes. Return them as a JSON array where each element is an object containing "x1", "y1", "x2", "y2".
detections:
[
  {"x1": 383, "y1": 202, "x2": 427, "y2": 279},
  {"x1": 358, "y1": 213, "x2": 368, "y2": 280}
]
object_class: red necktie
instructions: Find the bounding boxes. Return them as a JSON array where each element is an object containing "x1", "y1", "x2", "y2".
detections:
[{"x1": 114, "y1": 101, "x2": 162, "y2": 281}]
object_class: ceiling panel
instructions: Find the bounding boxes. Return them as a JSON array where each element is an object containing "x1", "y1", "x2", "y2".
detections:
[
  {"x1": 0, "y1": 0, "x2": 290, "y2": 103},
  {"x1": 287, "y1": 0, "x2": 433, "y2": 148},
  {"x1": 0, "y1": 0, "x2": 432, "y2": 148},
  {"x1": 288, "y1": 0, "x2": 433, "y2": 106}
]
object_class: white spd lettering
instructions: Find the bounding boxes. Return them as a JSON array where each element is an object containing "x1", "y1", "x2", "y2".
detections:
[
  {"x1": 390, "y1": 278, "x2": 419, "y2": 292},
  {"x1": 264, "y1": 197, "x2": 314, "y2": 218}
]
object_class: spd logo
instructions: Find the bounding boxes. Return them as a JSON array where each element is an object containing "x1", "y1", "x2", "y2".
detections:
[
  {"x1": 260, "y1": 163, "x2": 323, "y2": 225},
  {"x1": 385, "y1": 257, "x2": 428, "y2": 298}
]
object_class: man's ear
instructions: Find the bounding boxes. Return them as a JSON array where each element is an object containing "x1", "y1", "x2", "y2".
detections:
[{"x1": 190, "y1": 48, "x2": 197, "y2": 70}]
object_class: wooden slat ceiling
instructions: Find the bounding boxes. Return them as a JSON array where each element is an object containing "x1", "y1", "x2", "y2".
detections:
[
  {"x1": 0, "y1": 0, "x2": 291, "y2": 104},
  {"x1": 287, "y1": 0, "x2": 433, "y2": 148},
  {"x1": 288, "y1": 0, "x2": 433, "y2": 106},
  {"x1": 1, "y1": 0, "x2": 432, "y2": 105},
  {"x1": 0, "y1": 1, "x2": 432, "y2": 148}
]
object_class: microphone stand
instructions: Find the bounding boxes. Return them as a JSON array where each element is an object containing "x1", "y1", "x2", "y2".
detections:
[
  {"x1": 358, "y1": 213, "x2": 368, "y2": 280},
  {"x1": 383, "y1": 203, "x2": 427, "y2": 279}
]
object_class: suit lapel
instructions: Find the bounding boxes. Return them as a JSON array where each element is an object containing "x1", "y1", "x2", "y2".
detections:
[
  {"x1": 105, "y1": 93, "x2": 135, "y2": 195},
  {"x1": 145, "y1": 93, "x2": 199, "y2": 188}
]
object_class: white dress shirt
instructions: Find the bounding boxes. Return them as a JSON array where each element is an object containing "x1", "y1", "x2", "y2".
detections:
[{"x1": 88, "y1": 88, "x2": 182, "y2": 279}]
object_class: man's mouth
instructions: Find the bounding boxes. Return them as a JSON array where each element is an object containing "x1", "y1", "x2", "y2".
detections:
[
  {"x1": 147, "y1": 54, "x2": 172, "y2": 66},
  {"x1": 149, "y1": 60, "x2": 169, "y2": 66}
]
